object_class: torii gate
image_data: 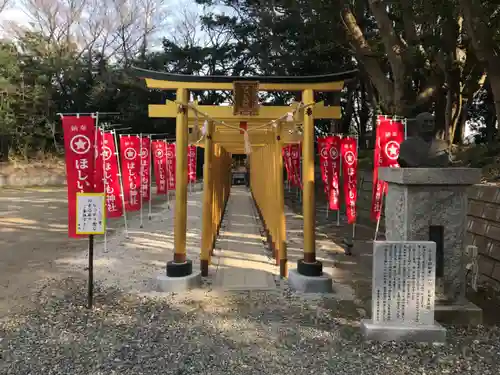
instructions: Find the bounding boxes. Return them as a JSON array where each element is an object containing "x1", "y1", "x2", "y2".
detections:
[{"x1": 132, "y1": 67, "x2": 357, "y2": 287}]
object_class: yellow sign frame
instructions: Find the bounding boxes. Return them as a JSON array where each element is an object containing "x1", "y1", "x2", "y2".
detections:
[{"x1": 76, "y1": 192, "x2": 106, "y2": 235}]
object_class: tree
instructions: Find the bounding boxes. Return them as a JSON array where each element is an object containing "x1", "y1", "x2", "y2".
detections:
[{"x1": 459, "y1": 0, "x2": 500, "y2": 140}]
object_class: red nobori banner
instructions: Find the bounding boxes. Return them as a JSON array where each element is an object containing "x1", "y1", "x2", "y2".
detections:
[
  {"x1": 371, "y1": 116, "x2": 387, "y2": 221},
  {"x1": 188, "y1": 145, "x2": 197, "y2": 183},
  {"x1": 140, "y1": 137, "x2": 151, "y2": 201},
  {"x1": 318, "y1": 136, "x2": 341, "y2": 210},
  {"x1": 341, "y1": 137, "x2": 358, "y2": 224},
  {"x1": 120, "y1": 135, "x2": 141, "y2": 211},
  {"x1": 328, "y1": 135, "x2": 341, "y2": 210},
  {"x1": 370, "y1": 117, "x2": 404, "y2": 221},
  {"x1": 152, "y1": 141, "x2": 167, "y2": 194},
  {"x1": 102, "y1": 131, "x2": 123, "y2": 218},
  {"x1": 166, "y1": 143, "x2": 176, "y2": 190},
  {"x1": 380, "y1": 120, "x2": 404, "y2": 168},
  {"x1": 282, "y1": 146, "x2": 292, "y2": 182},
  {"x1": 62, "y1": 115, "x2": 96, "y2": 238},
  {"x1": 317, "y1": 137, "x2": 332, "y2": 195},
  {"x1": 290, "y1": 143, "x2": 302, "y2": 189},
  {"x1": 93, "y1": 127, "x2": 105, "y2": 193}
]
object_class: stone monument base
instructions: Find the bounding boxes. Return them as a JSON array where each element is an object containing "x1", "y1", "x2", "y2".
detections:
[
  {"x1": 154, "y1": 271, "x2": 202, "y2": 292},
  {"x1": 361, "y1": 320, "x2": 446, "y2": 343},
  {"x1": 435, "y1": 301, "x2": 483, "y2": 325},
  {"x1": 288, "y1": 269, "x2": 333, "y2": 293}
]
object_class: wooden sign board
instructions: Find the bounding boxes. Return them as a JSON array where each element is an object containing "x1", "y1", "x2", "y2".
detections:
[{"x1": 233, "y1": 81, "x2": 259, "y2": 116}]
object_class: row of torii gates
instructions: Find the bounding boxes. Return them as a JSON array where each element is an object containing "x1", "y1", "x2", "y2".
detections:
[{"x1": 133, "y1": 67, "x2": 358, "y2": 281}]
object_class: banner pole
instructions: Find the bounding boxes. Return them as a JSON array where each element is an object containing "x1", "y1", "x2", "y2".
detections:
[
  {"x1": 165, "y1": 140, "x2": 171, "y2": 210},
  {"x1": 100, "y1": 125, "x2": 108, "y2": 252},
  {"x1": 87, "y1": 234, "x2": 94, "y2": 309},
  {"x1": 374, "y1": 183, "x2": 385, "y2": 241},
  {"x1": 148, "y1": 135, "x2": 152, "y2": 220},
  {"x1": 139, "y1": 133, "x2": 144, "y2": 228},
  {"x1": 337, "y1": 136, "x2": 342, "y2": 227},
  {"x1": 115, "y1": 131, "x2": 129, "y2": 238}
]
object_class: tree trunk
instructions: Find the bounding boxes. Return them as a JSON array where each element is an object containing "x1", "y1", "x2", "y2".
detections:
[
  {"x1": 459, "y1": 0, "x2": 500, "y2": 140},
  {"x1": 489, "y1": 74, "x2": 500, "y2": 140}
]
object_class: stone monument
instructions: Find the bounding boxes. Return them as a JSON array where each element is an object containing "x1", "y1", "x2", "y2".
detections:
[
  {"x1": 361, "y1": 241, "x2": 446, "y2": 343},
  {"x1": 380, "y1": 112, "x2": 482, "y2": 324}
]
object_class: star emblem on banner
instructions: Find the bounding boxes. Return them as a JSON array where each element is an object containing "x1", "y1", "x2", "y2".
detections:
[
  {"x1": 345, "y1": 151, "x2": 355, "y2": 166},
  {"x1": 330, "y1": 147, "x2": 339, "y2": 160},
  {"x1": 70, "y1": 135, "x2": 91, "y2": 155},
  {"x1": 102, "y1": 146, "x2": 112, "y2": 161},
  {"x1": 156, "y1": 149, "x2": 164, "y2": 158},
  {"x1": 124, "y1": 147, "x2": 137, "y2": 161},
  {"x1": 320, "y1": 147, "x2": 328, "y2": 158},
  {"x1": 384, "y1": 141, "x2": 400, "y2": 161}
]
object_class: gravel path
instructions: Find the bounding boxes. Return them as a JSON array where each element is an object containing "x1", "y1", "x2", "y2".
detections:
[
  {"x1": 2, "y1": 186, "x2": 500, "y2": 374},
  {"x1": 1, "y1": 277, "x2": 500, "y2": 375}
]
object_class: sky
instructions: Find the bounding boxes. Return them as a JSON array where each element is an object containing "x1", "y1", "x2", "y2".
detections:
[
  {"x1": 0, "y1": 0, "x2": 213, "y2": 38},
  {"x1": 0, "y1": 2, "x2": 24, "y2": 26},
  {"x1": 0, "y1": 0, "x2": 478, "y2": 138}
]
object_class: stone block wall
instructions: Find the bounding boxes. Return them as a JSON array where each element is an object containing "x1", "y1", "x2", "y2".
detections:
[
  {"x1": 466, "y1": 185, "x2": 500, "y2": 284},
  {"x1": 0, "y1": 162, "x2": 66, "y2": 188},
  {"x1": 356, "y1": 170, "x2": 500, "y2": 287}
]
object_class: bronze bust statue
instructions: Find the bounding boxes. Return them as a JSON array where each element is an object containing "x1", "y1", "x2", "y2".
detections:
[{"x1": 398, "y1": 112, "x2": 452, "y2": 168}]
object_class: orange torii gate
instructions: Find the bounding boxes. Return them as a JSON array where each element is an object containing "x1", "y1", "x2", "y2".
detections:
[{"x1": 132, "y1": 67, "x2": 357, "y2": 290}]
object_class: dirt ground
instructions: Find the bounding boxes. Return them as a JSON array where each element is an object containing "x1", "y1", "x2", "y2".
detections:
[
  {"x1": 0, "y1": 187, "x2": 88, "y2": 317},
  {"x1": 2, "y1": 184, "x2": 500, "y2": 325}
]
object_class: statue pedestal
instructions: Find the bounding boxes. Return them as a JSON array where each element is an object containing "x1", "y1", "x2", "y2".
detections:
[{"x1": 379, "y1": 167, "x2": 483, "y2": 325}]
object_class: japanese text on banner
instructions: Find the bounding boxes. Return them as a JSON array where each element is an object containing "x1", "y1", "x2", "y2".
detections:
[
  {"x1": 102, "y1": 132, "x2": 123, "y2": 217},
  {"x1": 290, "y1": 143, "x2": 302, "y2": 189},
  {"x1": 188, "y1": 145, "x2": 197, "y2": 183},
  {"x1": 341, "y1": 137, "x2": 358, "y2": 224},
  {"x1": 282, "y1": 146, "x2": 292, "y2": 182},
  {"x1": 120, "y1": 135, "x2": 141, "y2": 212},
  {"x1": 166, "y1": 143, "x2": 176, "y2": 190},
  {"x1": 93, "y1": 128, "x2": 105, "y2": 193},
  {"x1": 152, "y1": 141, "x2": 168, "y2": 194},
  {"x1": 328, "y1": 136, "x2": 341, "y2": 210},
  {"x1": 140, "y1": 137, "x2": 151, "y2": 201}
]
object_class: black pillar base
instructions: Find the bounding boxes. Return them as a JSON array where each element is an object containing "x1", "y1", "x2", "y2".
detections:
[
  {"x1": 297, "y1": 259, "x2": 323, "y2": 277},
  {"x1": 200, "y1": 259, "x2": 209, "y2": 277},
  {"x1": 342, "y1": 238, "x2": 353, "y2": 256},
  {"x1": 166, "y1": 259, "x2": 193, "y2": 277}
]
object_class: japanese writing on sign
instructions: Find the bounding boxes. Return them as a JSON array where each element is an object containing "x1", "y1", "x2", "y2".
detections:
[
  {"x1": 371, "y1": 241, "x2": 436, "y2": 325},
  {"x1": 76, "y1": 193, "x2": 106, "y2": 234}
]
